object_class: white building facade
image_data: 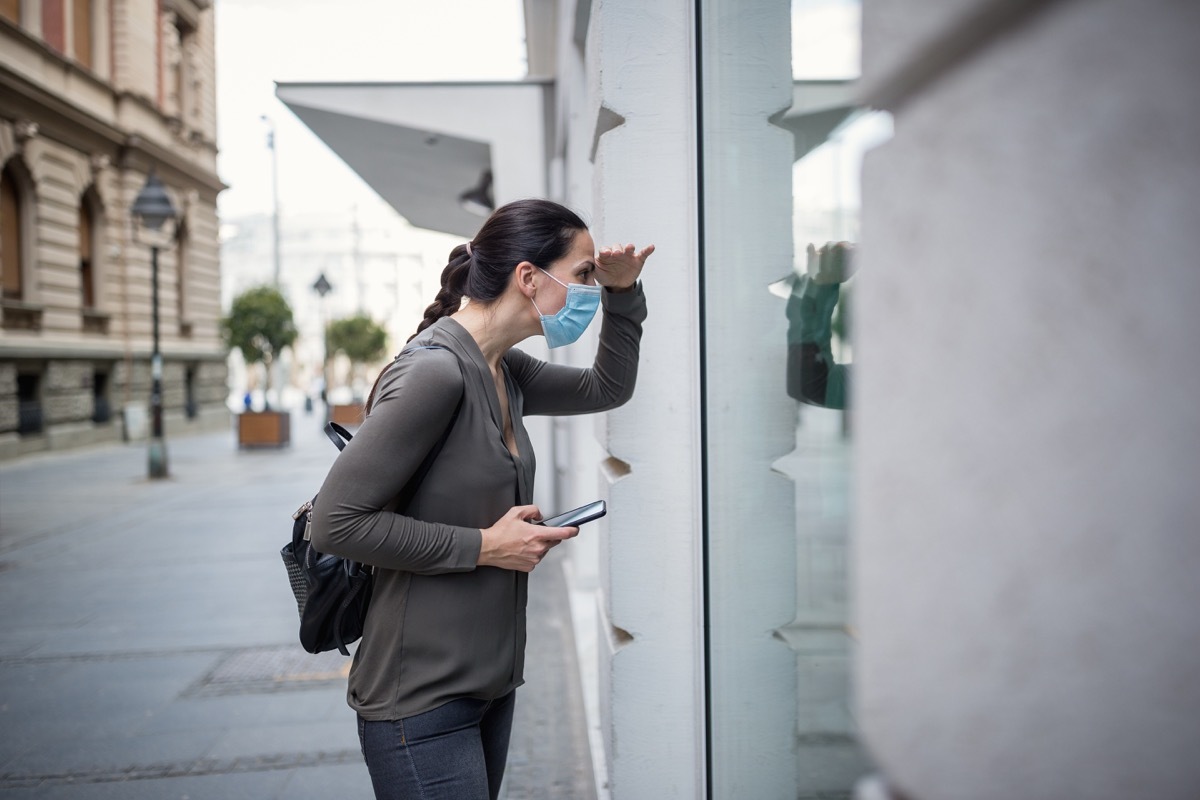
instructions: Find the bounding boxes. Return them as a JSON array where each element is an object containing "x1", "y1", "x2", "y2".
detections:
[{"x1": 280, "y1": 0, "x2": 1200, "y2": 798}]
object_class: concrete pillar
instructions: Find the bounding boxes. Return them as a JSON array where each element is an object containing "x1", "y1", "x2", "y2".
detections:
[
  {"x1": 588, "y1": 0, "x2": 706, "y2": 796},
  {"x1": 855, "y1": 1, "x2": 1200, "y2": 798}
]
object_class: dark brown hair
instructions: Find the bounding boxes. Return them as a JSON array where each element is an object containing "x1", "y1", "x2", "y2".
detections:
[
  {"x1": 409, "y1": 198, "x2": 588, "y2": 342},
  {"x1": 365, "y1": 199, "x2": 587, "y2": 411}
]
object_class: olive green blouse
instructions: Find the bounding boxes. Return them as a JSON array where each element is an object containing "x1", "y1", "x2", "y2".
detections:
[{"x1": 310, "y1": 285, "x2": 647, "y2": 720}]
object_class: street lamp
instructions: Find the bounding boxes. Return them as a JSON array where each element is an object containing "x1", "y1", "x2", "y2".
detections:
[
  {"x1": 261, "y1": 115, "x2": 281, "y2": 287},
  {"x1": 131, "y1": 170, "x2": 178, "y2": 479},
  {"x1": 312, "y1": 272, "x2": 333, "y2": 415}
]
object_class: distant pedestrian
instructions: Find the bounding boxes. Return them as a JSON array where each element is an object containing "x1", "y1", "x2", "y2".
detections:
[{"x1": 311, "y1": 199, "x2": 653, "y2": 800}]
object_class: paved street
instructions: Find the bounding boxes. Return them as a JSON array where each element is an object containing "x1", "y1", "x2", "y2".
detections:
[{"x1": 0, "y1": 413, "x2": 594, "y2": 799}]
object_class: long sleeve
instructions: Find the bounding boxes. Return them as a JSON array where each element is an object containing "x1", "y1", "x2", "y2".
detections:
[
  {"x1": 508, "y1": 282, "x2": 648, "y2": 416},
  {"x1": 309, "y1": 348, "x2": 482, "y2": 574},
  {"x1": 786, "y1": 274, "x2": 851, "y2": 410}
]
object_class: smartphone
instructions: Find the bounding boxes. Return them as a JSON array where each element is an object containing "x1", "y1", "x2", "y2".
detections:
[{"x1": 536, "y1": 500, "x2": 607, "y2": 528}]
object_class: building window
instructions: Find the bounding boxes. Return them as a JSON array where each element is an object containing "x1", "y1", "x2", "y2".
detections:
[
  {"x1": 42, "y1": 0, "x2": 66, "y2": 52},
  {"x1": 92, "y1": 370, "x2": 111, "y2": 424},
  {"x1": 79, "y1": 197, "x2": 95, "y2": 307},
  {"x1": 17, "y1": 372, "x2": 42, "y2": 435},
  {"x1": 79, "y1": 186, "x2": 110, "y2": 333},
  {"x1": 184, "y1": 365, "x2": 198, "y2": 419},
  {"x1": 176, "y1": 218, "x2": 192, "y2": 335},
  {"x1": 162, "y1": 12, "x2": 197, "y2": 123},
  {"x1": 1, "y1": 161, "x2": 23, "y2": 300},
  {"x1": 72, "y1": 0, "x2": 93, "y2": 69},
  {"x1": 1, "y1": 0, "x2": 20, "y2": 25}
]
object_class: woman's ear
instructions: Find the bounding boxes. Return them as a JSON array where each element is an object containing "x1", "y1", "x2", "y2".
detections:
[{"x1": 514, "y1": 261, "x2": 539, "y2": 298}]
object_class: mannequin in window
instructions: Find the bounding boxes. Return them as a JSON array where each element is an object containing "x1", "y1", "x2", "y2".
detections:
[{"x1": 786, "y1": 241, "x2": 854, "y2": 410}]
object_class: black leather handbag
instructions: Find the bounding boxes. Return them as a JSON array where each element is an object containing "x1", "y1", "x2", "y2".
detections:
[
  {"x1": 281, "y1": 363, "x2": 462, "y2": 655},
  {"x1": 281, "y1": 421, "x2": 372, "y2": 656}
]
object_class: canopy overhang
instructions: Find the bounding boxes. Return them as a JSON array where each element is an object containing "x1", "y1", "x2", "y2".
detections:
[{"x1": 276, "y1": 81, "x2": 553, "y2": 237}]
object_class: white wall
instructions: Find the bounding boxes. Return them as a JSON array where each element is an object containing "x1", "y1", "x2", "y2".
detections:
[
  {"x1": 583, "y1": 0, "x2": 707, "y2": 796},
  {"x1": 855, "y1": 1, "x2": 1200, "y2": 798}
]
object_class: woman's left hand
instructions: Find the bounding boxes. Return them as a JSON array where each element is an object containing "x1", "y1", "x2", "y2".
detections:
[{"x1": 597, "y1": 243, "x2": 655, "y2": 291}]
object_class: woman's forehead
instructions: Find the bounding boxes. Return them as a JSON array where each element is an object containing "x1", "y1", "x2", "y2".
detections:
[{"x1": 571, "y1": 229, "x2": 596, "y2": 256}]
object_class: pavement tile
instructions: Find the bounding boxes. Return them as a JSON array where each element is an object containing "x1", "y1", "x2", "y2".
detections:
[
  {"x1": 204, "y1": 718, "x2": 358, "y2": 760},
  {"x1": 132, "y1": 688, "x2": 345, "y2": 736},
  {"x1": 275, "y1": 761, "x2": 374, "y2": 800},
  {"x1": 4, "y1": 729, "x2": 223, "y2": 779},
  {"x1": 22, "y1": 769, "x2": 291, "y2": 800}
]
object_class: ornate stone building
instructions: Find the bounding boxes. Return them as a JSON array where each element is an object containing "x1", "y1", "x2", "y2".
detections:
[{"x1": 0, "y1": 0, "x2": 226, "y2": 458}]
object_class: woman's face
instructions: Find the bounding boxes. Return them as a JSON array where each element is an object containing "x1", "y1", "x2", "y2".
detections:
[{"x1": 537, "y1": 229, "x2": 597, "y2": 312}]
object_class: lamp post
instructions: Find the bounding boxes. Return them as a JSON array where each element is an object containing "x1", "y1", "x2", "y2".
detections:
[
  {"x1": 312, "y1": 272, "x2": 333, "y2": 416},
  {"x1": 261, "y1": 115, "x2": 281, "y2": 287},
  {"x1": 131, "y1": 170, "x2": 178, "y2": 479}
]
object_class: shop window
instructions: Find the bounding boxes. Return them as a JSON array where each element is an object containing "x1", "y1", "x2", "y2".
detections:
[
  {"x1": 17, "y1": 373, "x2": 42, "y2": 435},
  {"x1": 699, "y1": 1, "x2": 889, "y2": 796}
]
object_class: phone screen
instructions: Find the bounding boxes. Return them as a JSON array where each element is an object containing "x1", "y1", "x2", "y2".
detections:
[{"x1": 537, "y1": 500, "x2": 607, "y2": 528}]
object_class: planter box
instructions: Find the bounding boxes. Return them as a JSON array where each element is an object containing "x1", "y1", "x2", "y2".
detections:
[
  {"x1": 238, "y1": 411, "x2": 291, "y2": 448},
  {"x1": 329, "y1": 403, "x2": 364, "y2": 427}
]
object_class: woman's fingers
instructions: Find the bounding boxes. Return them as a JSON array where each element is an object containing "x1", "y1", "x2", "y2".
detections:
[
  {"x1": 596, "y1": 242, "x2": 655, "y2": 291},
  {"x1": 479, "y1": 506, "x2": 580, "y2": 572}
]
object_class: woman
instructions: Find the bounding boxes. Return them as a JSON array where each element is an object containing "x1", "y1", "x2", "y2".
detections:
[{"x1": 311, "y1": 198, "x2": 653, "y2": 799}]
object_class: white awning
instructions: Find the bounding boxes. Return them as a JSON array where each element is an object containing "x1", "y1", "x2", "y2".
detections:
[{"x1": 276, "y1": 81, "x2": 552, "y2": 237}]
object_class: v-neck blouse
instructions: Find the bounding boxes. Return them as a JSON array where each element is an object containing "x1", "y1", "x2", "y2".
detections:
[{"x1": 311, "y1": 284, "x2": 647, "y2": 720}]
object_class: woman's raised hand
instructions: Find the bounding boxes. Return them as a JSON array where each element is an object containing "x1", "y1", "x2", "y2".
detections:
[
  {"x1": 597, "y1": 243, "x2": 655, "y2": 290},
  {"x1": 478, "y1": 505, "x2": 578, "y2": 573}
]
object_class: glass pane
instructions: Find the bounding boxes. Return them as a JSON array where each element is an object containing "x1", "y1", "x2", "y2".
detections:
[{"x1": 700, "y1": 0, "x2": 890, "y2": 796}]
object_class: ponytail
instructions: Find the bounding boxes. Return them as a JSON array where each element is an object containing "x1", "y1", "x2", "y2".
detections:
[
  {"x1": 365, "y1": 244, "x2": 472, "y2": 412},
  {"x1": 408, "y1": 244, "x2": 471, "y2": 343}
]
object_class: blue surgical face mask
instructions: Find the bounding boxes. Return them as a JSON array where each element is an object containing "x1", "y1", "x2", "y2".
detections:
[{"x1": 532, "y1": 268, "x2": 602, "y2": 348}]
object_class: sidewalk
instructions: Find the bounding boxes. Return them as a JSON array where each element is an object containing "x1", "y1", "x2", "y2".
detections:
[{"x1": 0, "y1": 413, "x2": 595, "y2": 799}]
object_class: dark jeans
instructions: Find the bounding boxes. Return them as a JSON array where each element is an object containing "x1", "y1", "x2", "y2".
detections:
[{"x1": 357, "y1": 691, "x2": 517, "y2": 800}]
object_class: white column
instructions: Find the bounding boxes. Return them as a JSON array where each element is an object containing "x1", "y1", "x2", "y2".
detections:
[{"x1": 588, "y1": 0, "x2": 707, "y2": 796}]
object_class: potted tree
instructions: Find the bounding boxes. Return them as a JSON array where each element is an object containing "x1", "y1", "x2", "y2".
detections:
[
  {"x1": 222, "y1": 285, "x2": 298, "y2": 447},
  {"x1": 325, "y1": 312, "x2": 389, "y2": 427}
]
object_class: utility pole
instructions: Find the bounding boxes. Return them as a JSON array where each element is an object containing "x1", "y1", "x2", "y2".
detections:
[
  {"x1": 352, "y1": 205, "x2": 364, "y2": 312},
  {"x1": 262, "y1": 115, "x2": 281, "y2": 286}
]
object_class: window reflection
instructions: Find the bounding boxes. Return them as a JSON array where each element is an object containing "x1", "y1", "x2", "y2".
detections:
[
  {"x1": 786, "y1": 241, "x2": 854, "y2": 409},
  {"x1": 702, "y1": 0, "x2": 894, "y2": 795}
]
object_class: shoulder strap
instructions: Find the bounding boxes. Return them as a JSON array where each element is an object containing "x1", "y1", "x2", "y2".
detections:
[
  {"x1": 324, "y1": 422, "x2": 354, "y2": 451},
  {"x1": 321, "y1": 344, "x2": 465, "y2": 512}
]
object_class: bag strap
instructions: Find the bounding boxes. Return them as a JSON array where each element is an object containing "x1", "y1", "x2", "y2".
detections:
[
  {"x1": 321, "y1": 344, "x2": 465, "y2": 514},
  {"x1": 324, "y1": 422, "x2": 354, "y2": 451}
]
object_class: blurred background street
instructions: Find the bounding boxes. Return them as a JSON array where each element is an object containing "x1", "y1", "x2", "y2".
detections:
[{"x1": 0, "y1": 417, "x2": 594, "y2": 799}]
